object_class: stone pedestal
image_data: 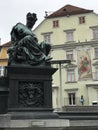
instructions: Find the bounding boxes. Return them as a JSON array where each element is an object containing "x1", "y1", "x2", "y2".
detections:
[
  {"x1": 0, "y1": 66, "x2": 70, "y2": 130},
  {"x1": 6, "y1": 66, "x2": 58, "y2": 119},
  {"x1": 0, "y1": 114, "x2": 10, "y2": 128},
  {"x1": 0, "y1": 77, "x2": 9, "y2": 114}
]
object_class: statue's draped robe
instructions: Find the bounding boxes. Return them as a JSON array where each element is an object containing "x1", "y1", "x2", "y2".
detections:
[{"x1": 8, "y1": 23, "x2": 50, "y2": 65}]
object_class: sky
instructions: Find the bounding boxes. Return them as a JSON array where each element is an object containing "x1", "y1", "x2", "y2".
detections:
[{"x1": 0, "y1": 0, "x2": 98, "y2": 44}]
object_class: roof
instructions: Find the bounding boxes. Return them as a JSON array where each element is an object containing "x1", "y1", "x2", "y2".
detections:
[
  {"x1": 46, "y1": 4, "x2": 93, "y2": 18},
  {"x1": 1, "y1": 41, "x2": 11, "y2": 47}
]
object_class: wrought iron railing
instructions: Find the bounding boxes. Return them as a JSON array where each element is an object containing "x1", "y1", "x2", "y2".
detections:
[{"x1": 64, "y1": 97, "x2": 82, "y2": 106}]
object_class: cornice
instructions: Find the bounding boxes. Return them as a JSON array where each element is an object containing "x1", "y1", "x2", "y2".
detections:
[
  {"x1": 51, "y1": 40, "x2": 98, "y2": 50},
  {"x1": 64, "y1": 63, "x2": 77, "y2": 68},
  {"x1": 65, "y1": 88, "x2": 78, "y2": 91},
  {"x1": 41, "y1": 32, "x2": 53, "y2": 35}
]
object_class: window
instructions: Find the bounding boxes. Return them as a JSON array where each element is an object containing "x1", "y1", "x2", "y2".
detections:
[
  {"x1": 64, "y1": 29, "x2": 75, "y2": 42},
  {"x1": 68, "y1": 93, "x2": 76, "y2": 105},
  {"x1": 43, "y1": 34, "x2": 51, "y2": 44},
  {"x1": 93, "y1": 29, "x2": 98, "y2": 39},
  {"x1": 79, "y1": 16, "x2": 85, "y2": 24},
  {"x1": 95, "y1": 68, "x2": 98, "y2": 80},
  {"x1": 67, "y1": 69, "x2": 75, "y2": 82},
  {"x1": 95, "y1": 48, "x2": 98, "y2": 58},
  {"x1": 93, "y1": 67, "x2": 98, "y2": 80},
  {"x1": 0, "y1": 66, "x2": 4, "y2": 76},
  {"x1": 53, "y1": 20, "x2": 59, "y2": 28},
  {"x1": 66, "y1": 50, "x2": 73, "y2": 60},
  {"x1": 41, "y1": 32, "x2": 52, "y2": 44},
  {"x1": 66, "y1": 31, "x2": 74, "y2": 42}
]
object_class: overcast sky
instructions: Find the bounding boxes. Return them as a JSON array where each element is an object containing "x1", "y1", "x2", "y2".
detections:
[{"x1": 0, "y1": 0, "x2": 98, "y2": 44}]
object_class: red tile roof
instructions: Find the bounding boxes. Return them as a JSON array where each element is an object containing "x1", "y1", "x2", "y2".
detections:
[{"x1": 46, "y1": 4, "x2": 93, "y2": 18}]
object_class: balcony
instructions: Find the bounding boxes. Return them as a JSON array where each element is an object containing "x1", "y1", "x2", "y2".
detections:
[
  {"x1": 62, "y1": 106, "x2": 98, "y2": 112},
  {"x1": 64, "y1": 97, "x2": 82, "y2": 106}
]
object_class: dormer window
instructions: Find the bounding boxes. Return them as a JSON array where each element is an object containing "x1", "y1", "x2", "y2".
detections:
[
  {"x1": 79, "y1": 16, "x2": 85, "y2": 24},
  {"x1": 53, "y1": 20, "x2": 59, "y2": 28}
]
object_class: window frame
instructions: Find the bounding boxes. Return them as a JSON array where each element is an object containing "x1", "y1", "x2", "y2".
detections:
[
  {"x1": 64, "y1": 29, "x2": 75, "y2": 42},
  {"x1": 53, "y1": 20, "x2": 59, "y2": 28},
  {"x1": 79, "y1": 16, "x2": 85, "y2": 24},
  {"x1": 41, "y1": 32, "x2": 53, "y2": 44},
  {"x1": 66, "y1": 31, "x2": 74, "y2": 42},
  {"x1": 67, "y1": 69, "x2": 75, "y2": 82},
  {"x1": 66, "y1": 50, "x2": 73, "y2": 61},
  {"x1": 95, "y1": 67, "x2": 98, "y2": 80},
  {"x1": 43, "y1": 34, "x2": 51, "y2": 44},
  {"x1": 93, "y1": 28, "x2": 98, "y2": 39},
  {"x1": 94, "y1": 48, "x2": 98, "y2": 59},
  {"x1": 68, "y1": 92, "x2": 76, "y2": 105}
]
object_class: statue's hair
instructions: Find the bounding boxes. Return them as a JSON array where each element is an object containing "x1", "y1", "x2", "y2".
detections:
[{"x1": 26, "y1": 12, "x2": 37, "y2": 22}]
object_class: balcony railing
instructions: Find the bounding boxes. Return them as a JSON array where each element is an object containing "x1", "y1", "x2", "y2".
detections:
[
  {"x1": 64, "y1": 97, "x2": 83, "y2": 106},
  {"x1": 53, "y1": 97, "x2": 85, "y2": 112},
  {"x1": 62, "y1": 106, "x2": 98, "y2": 112}
]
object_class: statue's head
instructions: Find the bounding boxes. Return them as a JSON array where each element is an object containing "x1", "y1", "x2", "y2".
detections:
[{"x1": 26, "y1": 12, "x2": 37, "y2": 29}]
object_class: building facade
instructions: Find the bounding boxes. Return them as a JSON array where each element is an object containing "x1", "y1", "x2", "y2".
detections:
[
  {"x1": 33, "y1": 4, "x2": 98, "y2": 110},
  {"x1": 0, "y1": 42, "x2": 10, "y2": 76}
]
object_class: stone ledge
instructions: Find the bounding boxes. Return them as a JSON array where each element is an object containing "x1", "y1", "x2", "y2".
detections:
[
  {"x1": 10, "y1": 119, "x2": 69, "y2": 128},
  {"x1": 70, "y1": 120, "x2": 98, "y2": 127},
  {"x1": 0, "y1": 114, "x2": 11, "y2": 128},
  {"x1": 0, "y1": 114, "x2": 69, "y2": 128},
  {"x1": 62, "y1": 106, "x2": 98, "y2": 112}
]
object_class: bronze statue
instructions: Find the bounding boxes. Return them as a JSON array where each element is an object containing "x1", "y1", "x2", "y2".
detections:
[{"x1": 7, "y1": 12, "x2": 51, "y2": 66}]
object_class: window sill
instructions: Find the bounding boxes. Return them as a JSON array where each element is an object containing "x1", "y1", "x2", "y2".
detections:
[
  {"x1": 65, "y1": 81, "x2": 77, "y2": 83},
  {"x1": 65, "y1": 41, "x2": 75, "y2": 44}
]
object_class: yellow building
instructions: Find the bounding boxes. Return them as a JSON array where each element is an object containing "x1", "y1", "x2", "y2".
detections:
[
  {"x1": 33, "y1": 4, "x2": 98, "y2": 109},
  {"x1": 0, "y1": 42, "x2": 11, "y2": 76}
]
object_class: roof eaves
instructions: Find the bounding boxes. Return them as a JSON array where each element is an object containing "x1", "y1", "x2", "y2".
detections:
[{"x1": 46, "y1": 10, "x2": 93, "y2": 19}]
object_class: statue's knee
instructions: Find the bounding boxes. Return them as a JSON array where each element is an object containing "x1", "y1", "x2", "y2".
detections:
[
  {"x1": 24, "y1": 35, "x2": 32, "y2": 39},
  {"x1": 26, "y1": 35, "x2": 34, "y2": 42}
]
